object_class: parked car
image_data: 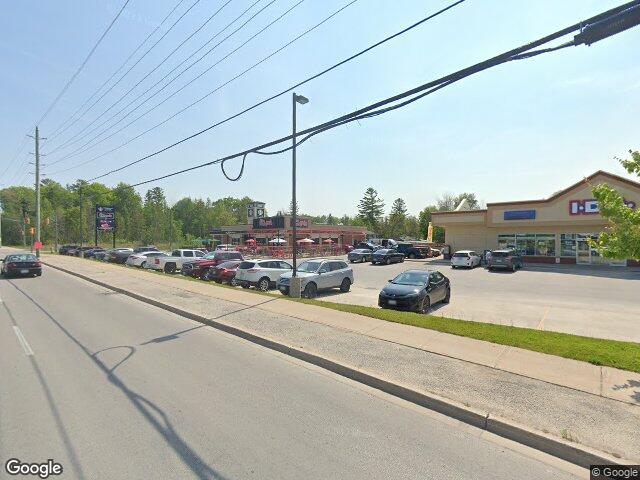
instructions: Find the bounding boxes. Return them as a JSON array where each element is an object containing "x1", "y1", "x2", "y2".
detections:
[
  {"x1": 66, "y1": 247, "x2": 79, "y2": 256},
  {"x1": 488, "y1": 249, "x2": 524, "y2": 272},
  {"x1": 97, "y1": 248, "x2": 129, "y2": 262},
  {"x1": 371, "y1": 248, "x2": 405, "y2": 265},
  {"x1": 151, "y1": 249, "x2": 206, "y2": 273},
  {"x1": 203, "y1": 260, "x2": 243, "y2": 284},
  {"x1": 1, "y1": 253, "x2": 42, "y2": 277},
  {"x1": 451, "y1": 250, "x2": 481, "y2": 269},
  {"x1": 378, "y1": 269, "x2": 450, "y2": 313},
  {"x1": 58, "y1": 245, "x2": 79, "y2": 255},
  {"x1": 430, "y1": 248, "x2": 442, "y2": 257},
  {"x1": 84, "y1": 247, "x2": 106, "y2": 259},
  {"x1": 355, "y1": 242, "x2": 381, "y2": 252},
  {"x1": 215, "y1": 244, "x2": 237, "y2": 251},
  {"x1": 133, "y1": 246, "x2": 158, "y2": 254},
  {"x1": 126, "y1": 251, "x2": 168, "y2": 268},
  {"x1": 396, "y1": 242, "x2": 430, "y2": 259},
  {"x1": 107, "y1": 248, "x2": 134, "y2": 264},
  {"x1": 234, "y1": 259, "x2": 293, "y2": 291},
  {"x1": 181, "y1": 250, "x2": 244, "y2": 278},
  {"x1": 278, "y1": 259, "x2": 353, "y2": 298},
  {"x1": 347, "y1": 249, "x2": 373, "y2": 263},
  {"x1": 73, "y1": 246, "x2": 95, "y2": 257}
]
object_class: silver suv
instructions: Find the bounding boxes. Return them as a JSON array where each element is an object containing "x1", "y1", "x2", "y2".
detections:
[{"x1": 278, "y1": 259, "x2": 354, "y2": 298}]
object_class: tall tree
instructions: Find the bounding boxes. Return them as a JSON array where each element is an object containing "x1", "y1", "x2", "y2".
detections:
[
  {"x1": 357, "y1": 187, "x2": 385, "y2": 232},
  {"x1": 437, "y1": 192, "x2": 481, "y2": 211},
  {"x1": 593, "y1": 149, "x2": 640, "y2": 259},
  {"x1": 388, "y1": 198, "x2": 408, "y2": 238}
]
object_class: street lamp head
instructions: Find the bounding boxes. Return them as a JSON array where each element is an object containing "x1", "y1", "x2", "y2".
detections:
[{"x1": 294, "y1": 94, "x2": 309, "y2": 105}]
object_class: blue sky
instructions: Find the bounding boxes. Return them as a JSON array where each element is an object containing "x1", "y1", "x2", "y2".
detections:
[{"x1": 1, "y1": 0, "x2": 639, "y2": 216}]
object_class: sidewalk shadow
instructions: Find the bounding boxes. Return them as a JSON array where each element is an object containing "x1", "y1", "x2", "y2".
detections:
[
  {"x1": 612, "y1": 379, "x2": 640, "y2": 403},
  {"x1": 9, "y1": 280, "x2": 230, "y2": 480}
]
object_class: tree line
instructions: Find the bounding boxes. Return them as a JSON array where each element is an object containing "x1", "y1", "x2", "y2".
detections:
[
  {"x1": 0, "y1": 179, "x2": 481, "y2": 248},
  {"x1": 356, "y1": 187, "x2": 482, "y2": 242}
]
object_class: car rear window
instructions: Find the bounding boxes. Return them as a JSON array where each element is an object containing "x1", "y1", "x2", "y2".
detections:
[
  {"x1": 453, "y1": 252, "x2": 469, "y2": 258},
  {"x1": 238, "y1": 261, "x2": 256, "y2": 269},
  {"x1": 7, "y1": 254, "x2": 37, "y2": 262},
  {"x1": 492, "y1": 251, "x2": 511, "y2": 257}
]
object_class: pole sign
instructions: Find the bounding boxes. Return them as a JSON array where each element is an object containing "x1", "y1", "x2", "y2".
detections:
[{"x1": 96, "y1": 206, "x2": 116, "y2": 231}]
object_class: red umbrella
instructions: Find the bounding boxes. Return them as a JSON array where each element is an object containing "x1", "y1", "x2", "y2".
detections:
[
  {"x1": 322, "y1": 238, "x2": 334, "y2": 244},
  {"x1": 297, "y1": 238, "x2": 314, "y2": 244}
]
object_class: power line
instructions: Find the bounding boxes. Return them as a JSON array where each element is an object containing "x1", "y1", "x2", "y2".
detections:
[
  {"x1": 47, "y1": 0, "x2": 279, "y2": 165},
  {"x1": 46, "y1": 0, "x2": 188, "y2": 141},
  {"x1": 48, "y1": 0, "x2": 370, "y2": 176},
  {"x1": 36, "y1": 0, "x2": 132, "y2": 127},
  {"x1": 45, "y1": 0, "x2": 228, "y2": 155},
  {"x1": 53, "y1": 0, "x2": 464, "y2": 178},
  {"x1": 123, "y1": 0, "x2": 640, "y2": 187}
]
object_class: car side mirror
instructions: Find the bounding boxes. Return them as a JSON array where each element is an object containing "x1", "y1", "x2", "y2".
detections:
[{"x1": 387, "y1": 279, "x2": 393, "y2": 283}]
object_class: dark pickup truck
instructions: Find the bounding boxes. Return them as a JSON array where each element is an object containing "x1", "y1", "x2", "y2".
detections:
[{"x1": 395, "y1": 242, "x2": 431, "y2": 259}]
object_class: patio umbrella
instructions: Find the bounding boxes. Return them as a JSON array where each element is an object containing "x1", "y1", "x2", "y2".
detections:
[
  {"x1": 269, "y1": 238, "x2": 287, "y2": 244},
  {"x1": 297, "y1": 238, "x2": 314, "y2": 244},
  {"x1": 322, "y1": 239, "x2": 334, "y2": 244},
  {"x1": 245, "y1": 238, "x2": 256, "y2": 244}
]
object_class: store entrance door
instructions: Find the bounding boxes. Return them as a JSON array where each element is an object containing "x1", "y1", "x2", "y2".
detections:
[
  {"x1": 576, "y1": 237, "x2": 591, "y2": 264},
  {"x1": 576, "y1": 234, "x2": 606, "y2": 265}
]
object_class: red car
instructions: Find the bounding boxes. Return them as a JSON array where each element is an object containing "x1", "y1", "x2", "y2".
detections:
[
  {"x1": 181, "y1": 251, "x2": 244, "y2": 279},
  {"x1": 204, "y1": 260, "x2": 242, "y2": 284}
]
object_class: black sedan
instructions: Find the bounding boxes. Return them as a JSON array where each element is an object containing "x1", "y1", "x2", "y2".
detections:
[
  {"x1": 107, "y1": 249, "x2": 134, "y2": 264},
  {"x1": 1, "y1": 253, "x2": 42, "y2": 278},
  {"x1": 371, "y1": 249, "x2": 405, "y2": 265},
  {"x1": 378, "y1": 270, "x2": 450, "y2": 313},
  {"x1": 347, "y1": 249, "x2": 373, "y2": 263}
]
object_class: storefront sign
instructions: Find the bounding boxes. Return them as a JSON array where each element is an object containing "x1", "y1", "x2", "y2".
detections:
[
  {"x1": 95, "y1": 206, "x2": 116, "y2": 231},
  {"x1": 253, "y1": 216, "x2": 285, "y2": 229},
  {"x1": 290, "y1": 218, "x2": 309, "y2": 228},
  {"x1": 569, "y1": 199, "x2": 636, "y2": 215},
  {"x1": 504, "y1": 210, "x2": 536, "y2": 220}
]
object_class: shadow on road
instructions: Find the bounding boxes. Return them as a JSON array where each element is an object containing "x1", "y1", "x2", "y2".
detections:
[{"x1": 8, "y1": 280, "x2": 230, "y2": 480}]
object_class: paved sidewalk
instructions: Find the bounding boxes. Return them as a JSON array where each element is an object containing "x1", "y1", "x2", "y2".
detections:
[{"x1": 29, "y1": 252, "x2": 640, "y2": 461}]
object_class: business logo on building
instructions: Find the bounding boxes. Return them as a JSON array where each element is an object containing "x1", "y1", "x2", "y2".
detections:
[
  {"x1": 290, "y1": 218, "x2": 309, "y2": 228},
  {"x1": 569, "y1": 199, "x2": 636, "y2": 215}
]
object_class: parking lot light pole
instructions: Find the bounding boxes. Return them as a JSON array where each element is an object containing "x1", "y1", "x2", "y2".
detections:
[{"x1": 291, "y1": 92, "x2": 309, "y2": 298}]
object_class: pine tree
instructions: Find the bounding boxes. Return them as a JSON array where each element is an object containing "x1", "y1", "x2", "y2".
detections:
[{"x1": 357, "y1": 188, "x2": 385, "y2": 232}]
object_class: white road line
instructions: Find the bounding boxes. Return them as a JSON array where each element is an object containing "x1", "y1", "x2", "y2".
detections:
[{"x1": 13, "y1": 326, "x2": 34, "y2": 356}]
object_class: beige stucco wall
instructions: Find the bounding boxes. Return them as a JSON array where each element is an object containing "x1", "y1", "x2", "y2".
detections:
[{"x1": 432, "y1": 172, "x2": 640, "y2": 256}]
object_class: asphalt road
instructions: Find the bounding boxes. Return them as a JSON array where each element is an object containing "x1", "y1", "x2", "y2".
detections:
[
  {"x1": 297, "y1": 256, "x2": 640, "y2": 342},
  {"x1": 0, "y1": 265, "x2": 583, "y2": 480}
]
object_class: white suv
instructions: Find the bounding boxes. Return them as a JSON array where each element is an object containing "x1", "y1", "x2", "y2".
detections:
[
  {"x1": 235, "y1": 259, "x2": 293, "y2": 291},
  {"x1": 451, "y1": 250, "x2": 481, "y2": 269}
]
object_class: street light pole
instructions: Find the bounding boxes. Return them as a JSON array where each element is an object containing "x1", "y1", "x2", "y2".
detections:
[{"x1": 290, "y1": 92, "x2": 308, "y2": 298}]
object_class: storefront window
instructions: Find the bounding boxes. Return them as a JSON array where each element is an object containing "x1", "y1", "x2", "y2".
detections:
[
  {"x1": 516, "y1": 234, "x2": 536, "y2": 256},
  {"x1": 497, "y1": 235, "x2": 515, "y2": 249},
  {"x1": 535, "y1": 234, "x2": 555, "y2": 256},
  {"x1": 560, "y1": 234, "x2": 576, "y2": 257},
  {"x1": 498, "y1": 234, "x2": 556, "y2": 256}
]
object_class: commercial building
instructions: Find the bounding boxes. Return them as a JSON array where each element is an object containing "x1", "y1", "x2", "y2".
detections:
[
  {"x1": 212, "y1": 202, "x2": 369, "y2": 247},
  {"x1": 431, "y1": 171, "x2": 640, "y2": 266}
]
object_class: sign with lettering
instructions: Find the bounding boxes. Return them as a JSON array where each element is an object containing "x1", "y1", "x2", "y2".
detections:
[
  {"x1": 95, "y1": 206, "x2": 116, "y2": 231},
  {"x1": 569, "y1": 199, "x2": 636, "y2": 215},
  {"x1": 290, "y1": 218, "x2": 309, "y2": 228},
  {"x1": 253, "y1": 216, "x2": 285, "y2": 229},
  {"x1": 504, "y1": 210, "x2": 536, "y2": 221}
]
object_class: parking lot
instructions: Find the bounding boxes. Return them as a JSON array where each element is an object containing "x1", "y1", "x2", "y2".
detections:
[{"x1": 290, "y1": 257, "x2": 640, "y2": 343}]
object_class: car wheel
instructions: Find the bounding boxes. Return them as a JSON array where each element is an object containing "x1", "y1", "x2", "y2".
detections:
[
  {"x1": 241, "y1": 284, "x2": 250, "y2": 289},
  {"x1": 488, "y1": 267, "x2": 493, "y2": 271},
  {"x1": 303, "y1": 282, "x2": 317, "y2": 299},
  {"x1": 451, "y1": 265, "x2": 456, "y2": 269},
  {"x1": 385, "y1": 258, "x2": 391, "y2": 265},
  {"x1": 420, "y1": 295, "x2": 431, "y2": 314},
  {"x1": 214, "y1": 279, "x2": 222, "y2": 284},
  {"x1": 512, "y1": 263, "x2": 517, "y2": 272},
  {"x1": 231, "y1": 278, "x2": 238, "y2": 286},
  {"x1": 339, "y1": 278, "x2": 351, "y2": 293},
  {"x1": 443, "y1": 287, "x2": 450, "y2": 303},
  {"x1": 140, "y1": 261, "x2": 146, "y2": 269},
  {"x1": 257, "y1": 277, "x2": 270, "y2": 292},
  {"x1": 165, "y1": 263, "x2": 176, "y2": 274},
  {"x1": 409, "y1": 253, "x2": 416, "y2": 259}
]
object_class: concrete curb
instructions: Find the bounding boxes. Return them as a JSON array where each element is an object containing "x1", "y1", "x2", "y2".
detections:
[{"x1": 44, "y1": 260, "x2": 622, "y2": 469}]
